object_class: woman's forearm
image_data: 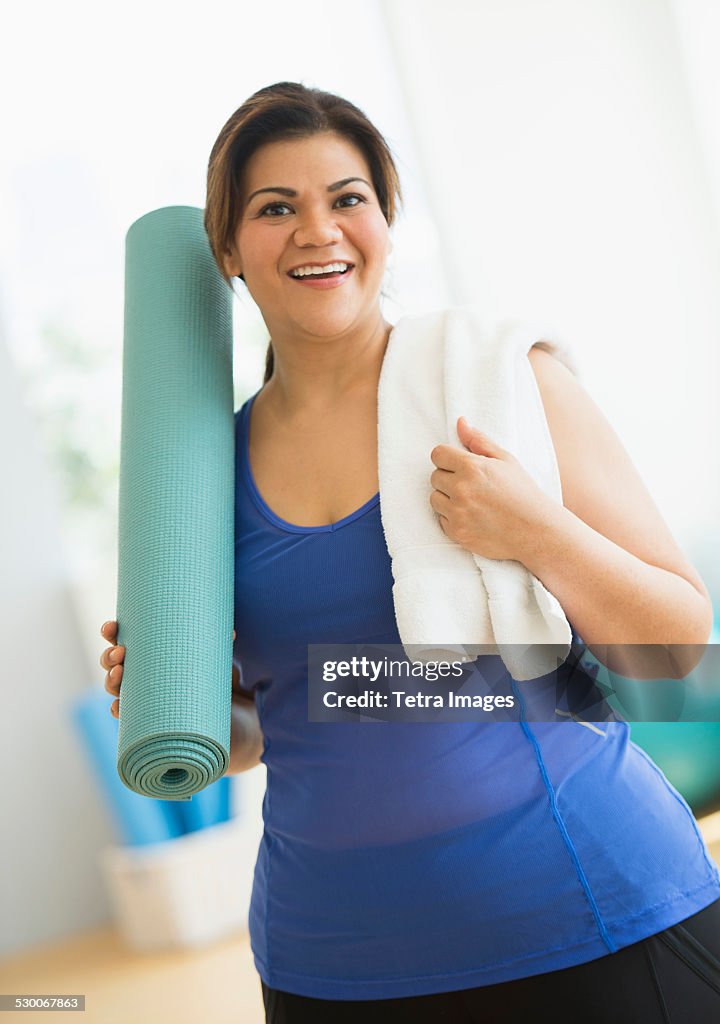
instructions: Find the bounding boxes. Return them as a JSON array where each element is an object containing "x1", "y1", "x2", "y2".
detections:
[
  {"x1": 519, "y1": 504, "x2": 713, "y2": 679},
  {"x1": 227, "y1": 697, "x2": 264, "y2": 774}
]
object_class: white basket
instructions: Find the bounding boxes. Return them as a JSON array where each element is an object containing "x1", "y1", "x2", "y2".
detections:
[{"x1": 100, "y1": 816, "x2": 254, "y2": 952}]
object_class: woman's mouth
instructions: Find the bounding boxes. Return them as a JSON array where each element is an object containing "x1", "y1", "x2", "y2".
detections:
[{"x1": 287, "y1": 265, "x2": 355, "y2": 289}]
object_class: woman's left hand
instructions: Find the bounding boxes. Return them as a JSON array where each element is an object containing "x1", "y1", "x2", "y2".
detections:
[{"x1": 429, "y1": 416, "x2": 559, "y2": 563}]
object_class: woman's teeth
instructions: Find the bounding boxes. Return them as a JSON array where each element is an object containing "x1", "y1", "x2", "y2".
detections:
[{"x1": 290, "y1": 262, "x2": 351, "y2": 278}]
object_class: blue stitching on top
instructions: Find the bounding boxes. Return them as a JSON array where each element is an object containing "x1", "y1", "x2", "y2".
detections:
[{"x1": 511, "y1": 677, "x2": 618, "y2": 953}]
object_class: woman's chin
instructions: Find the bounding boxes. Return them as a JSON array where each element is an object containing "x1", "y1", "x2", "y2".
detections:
[{"x1": 286, "y1": 307, "x2": 367, "y2": 339}]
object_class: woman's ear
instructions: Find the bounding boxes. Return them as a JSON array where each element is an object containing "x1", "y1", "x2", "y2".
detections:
[{"x1": 223, "y1": 246, "x2": 242, "y2": 280}]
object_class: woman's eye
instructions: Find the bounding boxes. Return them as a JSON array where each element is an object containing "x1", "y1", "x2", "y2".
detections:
[
  {"x1": 336, "y1": 193, "x2": 366, "y2": 208},
  {"x1": 260, "y1": 202, "x2": 292, "y2": 217}
]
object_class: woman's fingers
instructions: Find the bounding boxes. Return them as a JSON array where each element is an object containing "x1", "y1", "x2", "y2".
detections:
[
  {"x1": 104, "y1": 663, "x2": 123, "y2": 695},
  {"x1": 100, "y1": 621, "x2": 122, "y2": 717},
  {"x1": 101, "y1": 620, "x2": 118, "y2": 642},
  {"x1": 99, "y1": 644, "x2": 125, "y2": 671},
  {"x1": 99, "y1": 621, "x2": 123, "y2": 670}
]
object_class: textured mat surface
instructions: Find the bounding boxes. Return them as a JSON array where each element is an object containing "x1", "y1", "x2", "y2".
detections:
[{"x1": 116, "y1": 205, "x2": 234, "y2": 800}]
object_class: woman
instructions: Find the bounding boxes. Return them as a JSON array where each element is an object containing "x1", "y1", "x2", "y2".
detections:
[{"x1": 101, "y1": 82, "x2": 720, "y2": 1022}]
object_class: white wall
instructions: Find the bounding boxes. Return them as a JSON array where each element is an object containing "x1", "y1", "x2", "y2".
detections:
[
  {"x1": 0, "y1": 313, "x2": 114, "y2": 955},
  {"x1": 383, "y1": 0, "x2": 720, "y2": 549},
  {"x1": 670, "y1": 0, "x2": 720, "y2": 239}
]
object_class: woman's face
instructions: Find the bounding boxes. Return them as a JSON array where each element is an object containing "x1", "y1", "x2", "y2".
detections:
[{"x1": 224, "y1": 131, "x2": 392, "y2": 340}]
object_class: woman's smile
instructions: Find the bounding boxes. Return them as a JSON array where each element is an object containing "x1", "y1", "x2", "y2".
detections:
[{"x1": 286, "y1": 263, "x2": 355, "y2": 290}]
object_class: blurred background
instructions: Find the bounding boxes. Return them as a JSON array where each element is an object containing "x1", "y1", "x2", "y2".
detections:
[{"x1": 2, "y1": 0, "x2": 720, "y2": 1021}]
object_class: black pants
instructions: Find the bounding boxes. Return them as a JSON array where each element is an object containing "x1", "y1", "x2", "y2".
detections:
[{"x1": 261, "y1": 897, "x2": 720, "y2": 1023}]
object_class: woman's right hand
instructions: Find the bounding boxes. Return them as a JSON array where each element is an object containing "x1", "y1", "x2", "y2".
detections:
[{"x1": 100, "y1": 621, "x2": 239, "y2": 718}]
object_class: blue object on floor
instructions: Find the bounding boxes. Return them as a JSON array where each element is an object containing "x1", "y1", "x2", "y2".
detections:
[
  {"x1": 71, "y1": 686, "x2": 232, "y2": 845},
  {"x1": 173, "y1": 771, "x2": 232, "y2": 833}
]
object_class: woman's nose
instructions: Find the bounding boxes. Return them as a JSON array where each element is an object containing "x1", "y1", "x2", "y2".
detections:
[{"x1": 293, "y1": 207, "x2": 343, "y2": 247}]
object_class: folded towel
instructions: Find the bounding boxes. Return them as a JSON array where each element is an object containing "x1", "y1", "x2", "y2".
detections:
[{"x1": 377, "y1": 304, "x2": 578, "y2": 681}]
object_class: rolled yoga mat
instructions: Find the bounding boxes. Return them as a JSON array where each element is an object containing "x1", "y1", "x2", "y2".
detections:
[{"x1": 116, "y1": 205, "x2": 234, "y2": 800}]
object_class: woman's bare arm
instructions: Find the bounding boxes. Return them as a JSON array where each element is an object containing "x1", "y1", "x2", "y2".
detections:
[{"x1": 520, "y1": 347, "x2": 713, "y2": 679}]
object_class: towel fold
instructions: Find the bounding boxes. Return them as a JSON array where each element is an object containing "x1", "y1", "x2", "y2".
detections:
[{"x1": 377, "y1": 304, "x2": 577, "y2": 681}]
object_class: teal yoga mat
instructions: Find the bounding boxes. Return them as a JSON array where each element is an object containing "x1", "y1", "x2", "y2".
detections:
[{"x1": 116, "y1": 205, "x2": 234, "y2": 800}]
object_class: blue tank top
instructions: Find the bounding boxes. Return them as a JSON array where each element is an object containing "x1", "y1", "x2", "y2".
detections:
[{"x1": 233, "y1": 390, "x2": 720, "y2": 1000}]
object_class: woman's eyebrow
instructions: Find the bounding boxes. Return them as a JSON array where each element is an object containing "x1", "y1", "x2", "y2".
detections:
[{"x1": 245, "y1": 176, "x2": 371, "y2": 206}]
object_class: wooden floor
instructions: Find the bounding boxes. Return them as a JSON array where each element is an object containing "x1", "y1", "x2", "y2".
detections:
[
  {"x1": 2, "y1": 812, "x2": 720, "y2": 1024},
  {"x1": 0, "y1": 926, "x2": 263, "y2": 1024}
]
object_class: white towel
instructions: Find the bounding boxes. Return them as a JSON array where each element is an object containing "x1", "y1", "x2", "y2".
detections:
[{"x1": 377, "y1": 304, "x2": 578, "y2": 681}]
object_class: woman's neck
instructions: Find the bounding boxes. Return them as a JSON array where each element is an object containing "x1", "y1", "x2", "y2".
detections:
[{"x1": 262, "y1": 314, "x2": 394, "y2": 417}]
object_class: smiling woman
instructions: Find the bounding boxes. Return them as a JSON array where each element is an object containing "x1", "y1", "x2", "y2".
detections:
[
  {"x1": 101, "y1": 82, "x2": 720, "y2": 1023},
  {"x1": 204, "y1": 81, "x2": 401, "y2": 387}
]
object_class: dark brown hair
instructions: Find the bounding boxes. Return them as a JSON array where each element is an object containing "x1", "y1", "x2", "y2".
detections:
[{"x1": 204, "y1": 81, "x2": 403, "y2": 384}]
